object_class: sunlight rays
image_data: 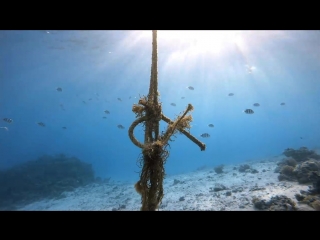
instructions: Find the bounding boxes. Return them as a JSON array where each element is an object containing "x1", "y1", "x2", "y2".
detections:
[{"x1": 158, "y1": 30, "x2": 239, "y2": 54}]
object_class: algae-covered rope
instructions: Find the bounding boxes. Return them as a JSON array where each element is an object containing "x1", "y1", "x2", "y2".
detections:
[
  {"x1": 128, "y1": 30, "x2": 206, "y2": 211},
  {"x1": 128, "y1": 112, "x2": 206, "y2": 151},
  {"x1": 161, "y1": 114, "x2": 206, "y2": 151}
]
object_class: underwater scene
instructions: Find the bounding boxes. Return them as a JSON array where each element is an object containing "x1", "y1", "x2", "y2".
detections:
[{"x1": 0, "y1": 30, "x2": 320, "y2": 211}]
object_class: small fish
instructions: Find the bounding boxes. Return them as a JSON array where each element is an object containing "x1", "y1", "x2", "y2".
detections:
[
  {"x1": 104, "y1": 110, "x2": 110, "y2": 114},
  {"x1": 82, "y1": 101, "x2": 86, "y2": 104},
  {"x1": 188, "y1": 86, "x2": 194, "y2": 90},
  {"x1": 3, "y1": 118, "x2": 13, "y2": 123},
  {"x1": 170, "y1": 103, "x2": 176, "y2": 106},
  {"x1": 181, "y1": 97, "x2": 185, "y2": 99},
  {"x1": 117, "y1": 124, "x2": 125, "y2": 129},
  {"x1": 88, "y1": 98, "x2": 92, "y2": 101},
  {"x1": 56, "y1": 87, "x2": 62, "y2": 92},
  {"x1": 200, "y1": 133, "x2": 210, "y2": 138},
  {"x1": 253, "y1": 103, "x2": 260, "y2": 107},
  {"x1": 228, "y1": 93, "x2": 234, "y2": 96},
  {"x1": 208, "y1": 124, "x2": 214, "y2": 128},
  {"x1": 280, "y1": 102, "x2": 285, "y2": 106},
  {"x1": 102, "y1": 117, "x2": 107, "y2": 119},
  {"x1": 37, "y1": 122, "x2": 45, "y2": 127},
  {"x1": 117, "y1": 98, "x2": 122, "y2": 101},
  {"x1": 0, "y1": 127, "x2": 8, "y2": 131},
  {"x1": 244, "y1": 109, "x2": 254, "y2": 114},
  {"x1": 62, "y1": 127, "x2": 67, "y2": 129}
]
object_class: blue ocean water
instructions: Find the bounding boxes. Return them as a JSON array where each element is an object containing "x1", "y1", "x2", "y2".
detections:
[{"x1": 1, "y1": 30, "x2": 320, "y2": 184}]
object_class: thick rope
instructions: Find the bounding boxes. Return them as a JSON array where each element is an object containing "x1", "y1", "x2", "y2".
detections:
[{"x1": 128, "y1": 30, "x2": 206, "y2": 211}]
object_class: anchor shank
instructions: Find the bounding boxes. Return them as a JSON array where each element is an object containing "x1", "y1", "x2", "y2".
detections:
[
  {"x1": 145, "y1": 30, "x2": 160, "y2": 143},
  {"x1": 148, "y1": 30, "x2": 158, "y2": 106}
]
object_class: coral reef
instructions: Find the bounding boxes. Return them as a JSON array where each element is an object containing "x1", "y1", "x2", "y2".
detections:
[
  {"x1": 277, "y1": 147, "x2": 320, "y2": 211},
  {"x1": 237, "y1": 164, "x2": 258, "y2": 174},
  {"x1": 295, "y1": 193, "x2": 320, "y2": 211},
  {"x1": 252, "y1": 195, "x2": 297, "y2": 211},
  {"x1": 311, "y1": 200, "x2": 320, "y2": 211},
  {"x1": 278, "y1": 165, "x2": 296, "y2": 181},
  {"x1": 285, "y1": 158, "x2": 298, "y2": 167},
  {"x1": 294, "y1": 160, "x2": 320, "y2": 183},
  {"x1": 238, "y1": 164, "x2": 251, "y2": 172},
  {"x1": 277, "y1": 147, "x2": 320, "y2": 183},
  {"x1": 214, "y1": 165, "x2": 224, "y2": 174},
  {"x1": 283, "y1": 147, "x2": 320, "y2": 162},
  {"x1": 312, "y1": 173, "x2": 320, "y2": 194},
  {"x1": 0, "y1": 154, "x2": 95, "y2": 210}
]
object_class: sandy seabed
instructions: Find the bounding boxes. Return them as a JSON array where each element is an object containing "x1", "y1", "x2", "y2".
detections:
[{"x1": 17, "y1": 156, "x2": 316, "y2": 211}]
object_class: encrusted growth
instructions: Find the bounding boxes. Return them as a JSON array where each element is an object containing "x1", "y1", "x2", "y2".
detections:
[{"x1": 128, "y1": 30, "x2": 206, "y2": 211}]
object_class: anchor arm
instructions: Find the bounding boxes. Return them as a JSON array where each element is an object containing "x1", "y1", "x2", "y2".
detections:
[{"x1": 161, "y1": 114, "x2": 206, "y2": 151}]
